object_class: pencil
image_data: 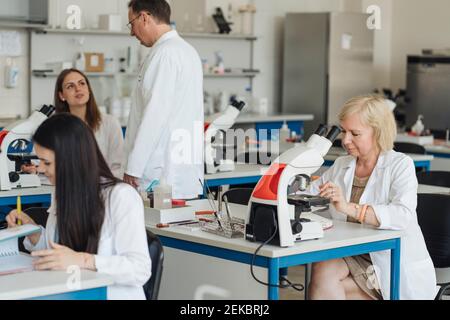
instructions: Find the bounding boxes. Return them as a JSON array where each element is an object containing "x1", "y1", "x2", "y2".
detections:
[{"x1": 17, "y1": 196, "x2": 22, "y2": 226}]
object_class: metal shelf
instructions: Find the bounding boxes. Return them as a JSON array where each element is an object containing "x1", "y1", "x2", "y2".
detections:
[
  {"x1": 32, "y1": 27, "x2": 257, "y2": 40},
  {"x1": 180, "y1": 32, "x2": 257, "y2": 41},
  {"x1": 32, "y1": 71, "x2": 258, "y2": 79},
  {"x1": 32, "y1": 71, "x2": 137, "y2": 78},
  {"x1": 204, "y1": 72, "x2": 259, "y2": 78},
  {"x1": 0, "y1": 22, "x2": 49, "y2": 29}
]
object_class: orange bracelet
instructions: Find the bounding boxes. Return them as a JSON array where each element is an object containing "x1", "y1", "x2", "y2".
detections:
[{"x1": 359, "y1": 205, "x2": 369, "y2": 224}]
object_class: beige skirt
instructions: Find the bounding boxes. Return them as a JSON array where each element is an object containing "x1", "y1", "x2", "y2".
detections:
[{"x1": 343, "y1": 254, "x2": 383, "y2": 300}]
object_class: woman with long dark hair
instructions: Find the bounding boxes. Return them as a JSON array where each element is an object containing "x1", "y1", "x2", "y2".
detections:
[{"x1": 6, "y1": 114, "x2": 150, "y2": 300}]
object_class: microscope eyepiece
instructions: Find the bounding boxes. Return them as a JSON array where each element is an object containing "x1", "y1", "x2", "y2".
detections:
[
  {"x1": 326, "y1": 126, "x2": 342, "y2": 142},
  {"x1": 231, "y1": 99, "x2": 246, "y2": 111},
  {"x1": 39, "y1": 105, "x2": 56, "y2": 117},
  {"x1": 314, "y1": 124, "x2": 328, "y2": 137}
]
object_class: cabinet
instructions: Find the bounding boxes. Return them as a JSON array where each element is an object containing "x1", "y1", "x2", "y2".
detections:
[
  {"x1": 0, "y1": 0, "x2": 48, "y2": 26},
  {"x1": 29, "y1": 27, "x2": 258, "y2": 120}
]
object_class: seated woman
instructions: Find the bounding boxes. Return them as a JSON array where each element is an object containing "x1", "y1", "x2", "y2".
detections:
[
  {"x1": 6, "y1": 114, "x2": 151, "y2": 300},
  {"x1": 308, "y1": 94, "x2": 436, "y2": 300},
  {"x1": 23, "y1": 69, "x2": 124, "y2": 177}
]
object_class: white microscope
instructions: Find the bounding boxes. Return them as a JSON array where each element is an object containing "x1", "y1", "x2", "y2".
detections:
[
  {"x1": 245, "y1": 125, "x2": 341, "y2": 247},
  {"x1": 0, "y1": 105, "x2": 55, "y2": 191},
  {"x1": 205, "y1": 99, "x2": 245, "y2": 174}
]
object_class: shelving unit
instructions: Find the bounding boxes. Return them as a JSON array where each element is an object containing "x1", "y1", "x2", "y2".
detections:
[
  {"x1": 32, "y1": 71, "x2": 138, "y2": 78},
  {"x1": 204, "y1": 72, "x2": 259, "y2": 78},
  {"x1": 32, "y1": 27, "x2": 257, "y2": 41},
  {"x1": 29, "y1": 27, "x2": 259, "y2": 115},
  {"x1": 0, "y1": 22, "x2": 49, "y2": 29}
]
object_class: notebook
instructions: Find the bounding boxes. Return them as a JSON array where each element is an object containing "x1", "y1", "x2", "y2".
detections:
[{"x1": 0, "y1": 224, "x2": 40, "y2": 276}]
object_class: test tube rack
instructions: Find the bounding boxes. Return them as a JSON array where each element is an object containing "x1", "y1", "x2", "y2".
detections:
[{"x1": 200, "y1": 216, "x2": 245, "y2": 239}]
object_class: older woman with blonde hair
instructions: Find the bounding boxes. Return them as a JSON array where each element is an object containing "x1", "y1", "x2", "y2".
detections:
[{"x1": 307, "y1": 94, "x2": 436, "y2": 300}]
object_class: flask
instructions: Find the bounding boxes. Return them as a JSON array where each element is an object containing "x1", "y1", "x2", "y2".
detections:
[{"x1": 154, "y1": 178, "x2": 172, "y2": 209}]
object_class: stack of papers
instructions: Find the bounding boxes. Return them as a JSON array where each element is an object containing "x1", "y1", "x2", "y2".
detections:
[{"x1": 0, "y1": 225, "x2": 40, "y2": 276}]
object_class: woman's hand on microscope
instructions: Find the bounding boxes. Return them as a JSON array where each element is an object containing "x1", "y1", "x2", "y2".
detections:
[{"x1": 319, "y1": 182, "x2": 349, "y2": 214}]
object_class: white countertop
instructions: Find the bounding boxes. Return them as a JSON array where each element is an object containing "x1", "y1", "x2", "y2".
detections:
[
  {"x1": 418, "y1": 184, "x2": 450, "y2": 195},
  {"x1": 324, "y1": 153, "x2": 434, "y2": 162},
  {"x1": 205, "y1": 163, "x2": 269, "y2": 180},
  {"x1": 0, "y1": 270, "x2": 114, "y2": 300},
  {"x1": 425, "y1": 144, "x2": 450, "y2": 155},
  {"x1": 234, "y1": 113, "x2": 314, "y2": 124},
  {"x1": 244, "y1": 143, "x2": 435, "y2": 163},
  {"x1": 0, "y1": 118, "x2": 20, "y2": 129},
  {"x1": 0, "y1": 185, "x2": 53, "y2": 198},
  {"x1": 123, "y1": 113, "x2": 315, "y2": 127},
  {"x1": 146, "y1": 200, "x2": 403, "y2": 259}
]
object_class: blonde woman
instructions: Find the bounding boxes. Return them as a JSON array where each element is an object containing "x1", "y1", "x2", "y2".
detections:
[{"x1": 308, "y1": 95, "x2": 436, "y2": 300}]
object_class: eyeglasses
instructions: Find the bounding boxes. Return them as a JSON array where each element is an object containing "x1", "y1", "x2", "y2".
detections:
[{"x1": 127, "y1": 13, "x2": 142, "y2": 30}]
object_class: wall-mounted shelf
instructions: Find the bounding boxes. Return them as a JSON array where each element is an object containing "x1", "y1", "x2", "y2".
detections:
[
  {"x1": 0, "y1": 22, "x2": 49, "y2": 29},
  {"x1": 180, "y1": 32, "x2": 257, "y2": 41},
  {"x1": 32, "y1": 71, "x2": 259, "y2": 79},
  {"x1": 30, "y1": 24, "x2": 259, "y2": 113},
  {"x1": 204, "y1": 72, "x2": 259, "y2": 78},
  {"x1": 32, "y1": 71, "x2": 137, "y2": 78},
  {"x1": 32, "y1": 27, "x2": 257, "y2": 40}
]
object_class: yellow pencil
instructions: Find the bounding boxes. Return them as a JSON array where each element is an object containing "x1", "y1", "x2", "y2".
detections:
[{"x1": 17, "y1": 196, "x2": 22, "y2": 226}]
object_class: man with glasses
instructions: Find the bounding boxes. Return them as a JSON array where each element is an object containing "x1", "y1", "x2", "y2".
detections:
[{"x1": 123, "y1": 0, "x2": 204, "y2": 200}]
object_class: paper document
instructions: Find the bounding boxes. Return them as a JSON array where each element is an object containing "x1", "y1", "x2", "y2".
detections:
[
  {"x1": 0, "y1": 224, "x2": 41, "y2": 242},
  {"x1": 0, "y1": 238, "x2": 34, "y2": 276}
]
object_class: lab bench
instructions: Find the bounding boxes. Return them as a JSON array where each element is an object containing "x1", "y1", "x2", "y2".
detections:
[
  {"x1": 0, "y1": 270, "x2": 113, "y2": 300},
  {"x1": 146, "y1": 200, "x2": 403, "y2": 300}
]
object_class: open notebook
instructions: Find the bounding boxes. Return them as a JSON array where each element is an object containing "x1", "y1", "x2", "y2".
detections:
[{"x1": 0, "y1": 225, "x2": 41, "y2": 276}]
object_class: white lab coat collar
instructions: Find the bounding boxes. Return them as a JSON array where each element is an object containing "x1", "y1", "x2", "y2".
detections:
[
  {"x1": 47, "y1": 192, "x2": 56, "y2": 216},
  {"x1": 152, "y1": 30, "x2": 179, "y2": 48}
]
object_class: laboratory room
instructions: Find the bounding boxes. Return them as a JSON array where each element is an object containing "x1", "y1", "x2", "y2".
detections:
[{"x1": 0, "y1": 0, "x2": 449, "y2": 306}]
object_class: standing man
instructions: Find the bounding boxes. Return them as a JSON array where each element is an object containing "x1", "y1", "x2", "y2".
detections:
[{"x1": 124, "y1": 0, "x2": 204, "y2": 199}]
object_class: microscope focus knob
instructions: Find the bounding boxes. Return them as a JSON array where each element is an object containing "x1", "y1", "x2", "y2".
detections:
[
  {"x1": 291, "y1": 221, "x2": 303, "y2": 234},
  {"x1": 9, "y1": 172, "x2": 20, "y2": 183}
]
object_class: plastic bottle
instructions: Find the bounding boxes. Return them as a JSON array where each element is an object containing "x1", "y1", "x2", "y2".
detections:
[
  {"x1": 4, "y1": 59, "x2": 19, "y2": 89},
  {"x1": 412, "y1": 115, "x2": 424, "y2": 136},
  {"x1": 291, "y1": 131, "x2": 298, "y2": 142},
  {"x1": 154, "y1": 178, "x2": 172, "y2": 209},
  {"x1": 280, "y1": 121, "x2": 290, "y2": 144},
  {"x1": 75, "y1": 52, "x2": 85, "y2": 71},
  {"x1": 243, "y1": 86, "x2": 253, "y2": 113}
]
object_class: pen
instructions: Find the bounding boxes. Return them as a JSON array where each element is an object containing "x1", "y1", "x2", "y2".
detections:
[
  {"x1": 156, "y1": 221, "x2": 199, "y2": 228},
  {"x1": 17, "y1": 196, "x2": 22, "y2": 226}
]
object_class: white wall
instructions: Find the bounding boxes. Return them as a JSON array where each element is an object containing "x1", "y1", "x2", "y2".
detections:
[
  {"x1": 362, "y1": 0, "x2": 393, "y2": 91},
  {"x1": 0, "y1": 29, "x2": 29, "y2": 120}
]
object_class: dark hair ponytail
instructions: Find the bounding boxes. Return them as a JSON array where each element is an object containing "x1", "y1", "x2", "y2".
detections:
[{"x1": 33, "y1": 113, "x2": 120, "y2": 253}]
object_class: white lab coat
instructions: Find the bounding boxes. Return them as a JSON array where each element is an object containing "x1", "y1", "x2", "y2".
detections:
[
  {"x1": 24, "y1": 183, "x2": 151, "y2": 300},
  {"x1": 124, "y1": 30, "x2": 204, "y2": 199},
  {"x1": 308, "y1": 150, "x2": 436, "y2": 300},
  {"x1": 95, "y1": 113, "x2": 124, "y2": 178}
]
